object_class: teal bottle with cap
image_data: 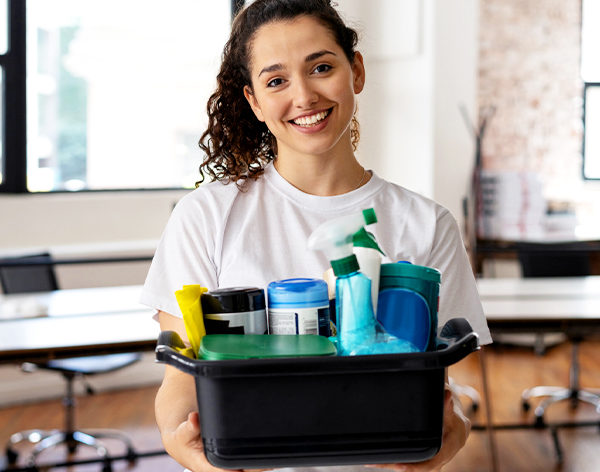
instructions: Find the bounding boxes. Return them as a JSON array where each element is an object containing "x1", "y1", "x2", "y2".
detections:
[
  {"x1": 308, "y1": 209, "x2": 418, "y2": 355},
  {"x1": 378, "y1": 262, "x2": 441, "y2": 351},
  {"x1": 332, "y1": 255, "x2": 377, "y2": 354}
]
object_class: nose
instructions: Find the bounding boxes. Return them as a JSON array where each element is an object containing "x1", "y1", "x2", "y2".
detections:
[{"x1": 292, "y1": 78, "x2": 318, "y2": 109}]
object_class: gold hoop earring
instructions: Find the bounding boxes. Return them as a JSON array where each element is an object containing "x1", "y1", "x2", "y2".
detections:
[{"x1": 351, "y1": 109, "x2": 360, "y2": 151}]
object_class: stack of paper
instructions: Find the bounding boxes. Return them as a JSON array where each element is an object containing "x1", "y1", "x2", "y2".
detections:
[{"x1": 477, "y1": 171, "x2": 547, "y2": 240}]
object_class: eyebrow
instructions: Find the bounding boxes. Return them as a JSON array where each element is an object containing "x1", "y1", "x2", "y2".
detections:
[{"x1": 257, "y1": 50, "x2": 337, "y2": 77}]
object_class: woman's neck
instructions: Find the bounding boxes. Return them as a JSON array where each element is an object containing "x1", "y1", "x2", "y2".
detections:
[
  {"x1": 273, "y1": 136, "x2": 370, "y2": 196},
  {"x1": 273, "y1": 154, "x2": 368, "y2": 196}
]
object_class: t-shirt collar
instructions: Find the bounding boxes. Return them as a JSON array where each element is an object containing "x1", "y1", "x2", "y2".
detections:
[{"x1": 262, "y1": 161, "x2": 383, "y2": 213}]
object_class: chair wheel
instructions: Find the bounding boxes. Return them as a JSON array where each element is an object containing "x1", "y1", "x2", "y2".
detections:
[
  {"x1": 126, "y1": 447, "x2": 138, "y2": 465},
  {"x1": 569, "y1": 398, "x2": 579, "y2": 410},
  {"x1": 522, "y1": 400, "x2": 531, "y2": 412},
  {"x1": 101, "y1": 459, "x2": 113, "y2": 472},
  {"x1": 471, "y1": 402, "x2": 479, "y2": 413},
  {"x1": 534, "y1": 415, "x2": 546, "y2": 428},
  {"x1": 6, "y1": 447, "x2": 19, "y2": 464}
]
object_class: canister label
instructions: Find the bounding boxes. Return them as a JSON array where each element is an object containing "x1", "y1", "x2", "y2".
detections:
[
  {"x1": 268, "y1": 307, "x2": 330, "y2": 336},
  {"x1": 204, "y1": 309, "x2": 267, "y2": 334}
]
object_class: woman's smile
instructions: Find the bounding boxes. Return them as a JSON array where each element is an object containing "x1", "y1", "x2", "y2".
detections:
[{"x1": 290, "y1": 108, "x2": 332, "y2": 129}]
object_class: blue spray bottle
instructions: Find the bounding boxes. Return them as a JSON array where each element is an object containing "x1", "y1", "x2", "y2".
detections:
[{"x1": 308, "y1": 209, "x2": 418, "y2": 356}]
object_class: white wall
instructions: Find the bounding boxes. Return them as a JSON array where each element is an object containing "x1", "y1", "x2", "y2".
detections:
[
  {"x1": 432, "y1": 0, "x2": 478, "y2": 223},
  {"x1": 340, "y1": 0, "x2": 435, "y2": 198},
  {"x1": 0, "y1": 190, "x2": 186, "y2": 287},
  {"x1": 343, "y1": 0, "x2": 477, "y2": 224}
]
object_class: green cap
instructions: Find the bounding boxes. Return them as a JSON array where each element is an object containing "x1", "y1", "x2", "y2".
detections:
[
  {"x1": 362, "y1": 208, "x2": 377, "y2": 225},
  {"x1": 331, "y1": 254, "x2": 360, "y2": 276},
  {"x1": 380, "y1": 262, "x2": 441, "y2": 283},
  {"x1": 353, "y1": 227, "x2": 385, "y2": 255}
]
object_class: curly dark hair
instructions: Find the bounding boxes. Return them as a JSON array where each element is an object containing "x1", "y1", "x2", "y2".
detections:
[{"x1": 197, "y1": 0, "x2": 360, "y2": 187}]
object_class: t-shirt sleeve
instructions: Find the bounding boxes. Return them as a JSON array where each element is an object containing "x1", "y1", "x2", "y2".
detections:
[
  {"x1": 140, "y1": 193, "x2": 219, "y2": 318},
  {"x1": 426, "y1": 210, "x2": 492, "y2": 345}
]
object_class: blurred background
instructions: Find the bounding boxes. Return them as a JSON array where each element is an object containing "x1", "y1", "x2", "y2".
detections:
[
  {"x1": 1, "y1": 0, "x2": 599, "y2": 283},
  {"x1": 1, "y1": 2, "x2": 600, "y2": 471}
]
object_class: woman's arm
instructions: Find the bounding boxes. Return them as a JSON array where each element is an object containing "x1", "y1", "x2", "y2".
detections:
[{"x1": 155, "y1": 311, "x2": 227, "y2": 472}]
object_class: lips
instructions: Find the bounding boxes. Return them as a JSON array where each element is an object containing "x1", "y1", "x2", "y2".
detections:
[{"x1": 290, "y1": 108, "x2": 332, "y2": 127}]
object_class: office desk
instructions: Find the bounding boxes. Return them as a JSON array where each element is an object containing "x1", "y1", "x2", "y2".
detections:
[
  {"x1": 477, "y1": 275, "x2": 600, "y2": 297},
  {"x1": 471, "y1": 237, "x2": 600, "y2": 276},
  {"x1": 477, "y1": 276, "x2": 600, "y2": 335},
  {"x1": 0, "y1": 285, "x2": 158, "y2": 364}
]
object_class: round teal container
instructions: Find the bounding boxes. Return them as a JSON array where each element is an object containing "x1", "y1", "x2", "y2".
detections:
[
  {"x1": 267, "y1": 278, "x2": 331, "y2": 337},
  {"x1": 378, "y1": 262, "x2": 441, "y2": 350}
]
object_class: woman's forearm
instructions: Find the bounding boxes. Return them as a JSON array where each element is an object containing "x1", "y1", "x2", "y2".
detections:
[
  {"x1": 155, "y1": 366, "x2": 198, "y2": 437},
  {"x1": 155, "y1": 310, "x2": 206, "y2": 466}
]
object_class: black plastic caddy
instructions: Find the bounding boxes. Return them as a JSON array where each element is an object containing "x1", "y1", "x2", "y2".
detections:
[{"x1": 155, "y1": 317, "x2": 479, "y2": 469}]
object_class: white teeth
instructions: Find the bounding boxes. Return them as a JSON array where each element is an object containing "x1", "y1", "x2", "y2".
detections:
[{"x1": 293, "y1": 110, "x2": 329, "y2": 127}]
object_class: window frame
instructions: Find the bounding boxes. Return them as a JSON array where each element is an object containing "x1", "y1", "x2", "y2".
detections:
[
  {"x1": 0, "y1": 0, "x2": 244, "y2": 194},
  {"x1": 583, "y1": 82, "x2": 600, "y2": 181},
  {"x1": 581, "y1": 0, "x2": 599, "y2": 180},
  {"x1": 1, "y1": 0, "x2": 26, "y2": 193}
]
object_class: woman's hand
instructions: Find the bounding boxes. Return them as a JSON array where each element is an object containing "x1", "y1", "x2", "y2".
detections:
[
  {"x1": 162, "y1": 410, "x2": 271, "y2": 472},
  {"x1": 161, "y1": 411, "x2": 222, "y2": 472},
  {"x1": 367, "y1": 384, "x2": 470, "y2": 472},
  {"x1": 156, "y1": 312, "x2": 239, "y2": 472}
]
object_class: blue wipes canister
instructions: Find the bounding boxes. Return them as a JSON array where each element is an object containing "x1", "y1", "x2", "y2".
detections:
[{"x1": 267, "y1": 278, "x2": 331, "y2": 336}]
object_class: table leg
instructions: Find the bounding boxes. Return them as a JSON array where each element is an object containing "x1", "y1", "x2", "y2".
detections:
[{"x1": 479, "y1": 347, "x2": 499, "y2": 472}]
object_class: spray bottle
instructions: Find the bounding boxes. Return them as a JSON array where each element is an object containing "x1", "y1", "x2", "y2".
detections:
[{"x1": 308, "y1": 209, "x2": 418, "y2": 355}]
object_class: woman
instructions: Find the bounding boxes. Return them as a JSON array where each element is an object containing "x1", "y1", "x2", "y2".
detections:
[{"x1": 142, "y1": 1, "x2": 492, "y2": 471}]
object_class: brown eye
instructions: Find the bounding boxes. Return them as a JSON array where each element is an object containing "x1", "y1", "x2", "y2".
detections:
[
  {"x1": 313, "y1": 64, "x2": 332, "y2": 74},
  {"x1": 267, "y1": 78, "x2": 284, "y2": 88}
]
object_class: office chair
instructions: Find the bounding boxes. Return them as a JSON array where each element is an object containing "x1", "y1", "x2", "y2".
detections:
[
  {"x1": 0, "y1": 253, "x2": 141, "y2": 471},
  {"x1": 449, "y1": 377, "x2": 480, "y2": 413},
  {"x1": 516, "y1": 243, "x2": 600, "y2": 426}
]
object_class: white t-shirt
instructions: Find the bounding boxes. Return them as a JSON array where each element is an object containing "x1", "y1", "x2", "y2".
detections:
[{"x1": 141, "y1": 163, "x2": 491, "y2": 344}]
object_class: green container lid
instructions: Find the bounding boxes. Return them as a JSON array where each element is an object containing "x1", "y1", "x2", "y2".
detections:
[
  {"x1": 380, "y1": 262, "x2": 441, "y2": 283},
  {"x1": 199, "y1": 334, "x2": 337, "y2": 360}
]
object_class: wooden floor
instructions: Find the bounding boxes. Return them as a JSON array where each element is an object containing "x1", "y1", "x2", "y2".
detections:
[
  {"x1": 1, "y1": 339, "x2": 600, "y2": 472},
  {"x1": 446, "y1": 338, "x2": 600, "y2": 472}
]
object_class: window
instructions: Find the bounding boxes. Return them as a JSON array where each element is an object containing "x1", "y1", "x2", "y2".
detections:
[
  {"x1": 0, "y1": 0, "x2": 7, "y2": 185},
  {"x1": 0, "y1": 0, "x2": 6, "y2": 54},
  {"x1": 583, "y1": 84, "x2": 600, "y2": 180},
  {"x1": 0, "y1": 70, "x2": 4, "y2": 186},
  {"x1": 581, "y1": 0, "x2": 600, "y2": 179},
  {"x1": 2, "y1": 0, "x2": 236, "y2": 192}
]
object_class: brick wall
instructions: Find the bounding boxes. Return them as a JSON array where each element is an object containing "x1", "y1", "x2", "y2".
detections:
[{"x1": 478, "y1": 0, "x2": 584, "y2": 201}]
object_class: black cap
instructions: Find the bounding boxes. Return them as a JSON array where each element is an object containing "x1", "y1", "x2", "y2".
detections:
[{"x1": 201, "y1": 287, "x2": 266, "y2": 314}]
